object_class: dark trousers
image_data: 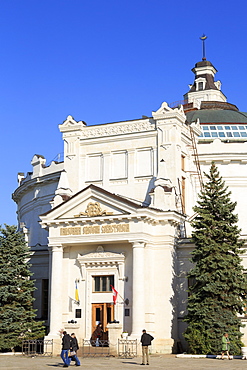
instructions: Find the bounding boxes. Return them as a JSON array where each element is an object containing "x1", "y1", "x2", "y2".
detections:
[{"x1": 68, "y1": 353, "x2": 81, "y2": 366}]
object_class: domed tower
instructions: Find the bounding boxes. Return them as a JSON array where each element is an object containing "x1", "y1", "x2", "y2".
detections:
[
  {"x1": 184, "y1": 59, "x2": 226, "y2": 106},
  {"x1": 183, "y1": 37, "x2": 247, "y2": 141}
]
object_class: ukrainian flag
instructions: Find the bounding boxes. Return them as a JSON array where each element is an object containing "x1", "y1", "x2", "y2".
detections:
[{"x1": 75, "y1": 281, "x2": 79, "y2": 303}]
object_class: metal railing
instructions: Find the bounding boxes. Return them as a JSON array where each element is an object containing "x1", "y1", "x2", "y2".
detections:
[
  {"x1": 118, "y1": 339, "x2": 137, "y2": 358},
  {"x1": 22, "y1": 339, "x2": 53, "y2": 357},
  {"x1": 82, "y1": 339, "x2": 110, "y2": 357},
  {"x1": 168, "y1": 99, "x2": 188, "y2": 108}
]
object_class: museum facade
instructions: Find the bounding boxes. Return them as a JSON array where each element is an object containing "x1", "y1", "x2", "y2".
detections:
[{"x1": 12, "y1": 58, "x2": 247, "y2": 353}]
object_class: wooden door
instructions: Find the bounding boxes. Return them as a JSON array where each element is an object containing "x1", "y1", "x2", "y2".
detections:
[{"x1": 92, "y1": 303, "x2": 114, "y2": 339}]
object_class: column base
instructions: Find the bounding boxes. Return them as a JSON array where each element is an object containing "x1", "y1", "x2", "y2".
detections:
[
  {"x1": 128, "y1": 336, "x2": 174, "y2": 354},
  {"x1": 106, "y1": 323, "x2": 123, "y2": 356},
  {"x1": 152, "y1": 338, "x2": 174, "y2": 354},
  {"x1": 44, "y1": 334, "x2": 61, "y2": 356}
]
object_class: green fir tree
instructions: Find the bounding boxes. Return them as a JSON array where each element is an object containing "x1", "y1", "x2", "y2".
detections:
[
  {"x1": 184, "y1": 163, "x2": 247, "y2": 355},
  {"x1": 0, "y1": 225, "x2": 45, "y2": 351}
]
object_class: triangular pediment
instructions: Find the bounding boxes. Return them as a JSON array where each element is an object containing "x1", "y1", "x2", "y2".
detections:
[
  {"x1": 78, "y1": 246, "x2": 125, "y2": 265},
  {"x1": 40, "y1": 184, "x2": 142, "y2": 222}
]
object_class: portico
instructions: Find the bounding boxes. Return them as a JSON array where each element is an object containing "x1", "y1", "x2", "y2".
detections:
[{"x1": 40, "y1": 184, "x2": 183, "y2": 353}]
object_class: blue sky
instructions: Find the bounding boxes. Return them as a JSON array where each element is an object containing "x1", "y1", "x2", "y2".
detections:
[{"x1": 1, "y1": 0, "x2": 247, "y2": 226}]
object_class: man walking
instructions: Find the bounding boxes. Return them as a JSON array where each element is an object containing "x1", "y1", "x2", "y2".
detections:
[
  {"x1": 140, "y1": 329, "x2": 154, "y2": 365},
  {"x1": 61, "y1": 331, "x2": 71, "y2": 367}
]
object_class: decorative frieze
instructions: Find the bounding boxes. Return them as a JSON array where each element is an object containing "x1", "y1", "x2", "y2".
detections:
[{"x1": 82, "y1": 120, "x2": 155, "y2": 138}]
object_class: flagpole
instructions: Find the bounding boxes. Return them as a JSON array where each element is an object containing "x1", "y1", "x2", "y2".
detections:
[{"x1": 118, "y1": 293, "x2": 125, "y2": 303}]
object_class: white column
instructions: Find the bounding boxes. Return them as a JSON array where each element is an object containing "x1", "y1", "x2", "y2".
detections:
[
  {"x1": 131, "y1": 241, "x2": 145, "y2": 336},
  {"x1": 48, "y1": 244, "x2": 64, "y2": 336}
]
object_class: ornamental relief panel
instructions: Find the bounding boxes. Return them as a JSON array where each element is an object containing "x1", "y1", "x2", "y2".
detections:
[
  {"x1": 74, "y1": 202, "x2": 113, "y2": 218},
  {"x1": 82, "y1": 121, "x2": 155, "y2": 138}
]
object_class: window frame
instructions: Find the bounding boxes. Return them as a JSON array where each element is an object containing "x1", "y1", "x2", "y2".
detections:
[{"x1": 93, "y1": 275, "x2": 114, "y2": 293}]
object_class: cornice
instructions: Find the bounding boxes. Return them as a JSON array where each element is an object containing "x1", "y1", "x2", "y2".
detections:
[
  {"x1": 199, "y1": 152, "x2": 247, "y2": 164},
  {"x1": 12, "y1": 171, "x2": 62, "y2": 202},
  {"x1": 41, "y1": 209, "x2": 185, "y2": 229}
]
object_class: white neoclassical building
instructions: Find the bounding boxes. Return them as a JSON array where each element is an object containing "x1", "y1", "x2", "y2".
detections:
[{"x1": 12, "y1": 57, "x2": 247, "y2": 353}]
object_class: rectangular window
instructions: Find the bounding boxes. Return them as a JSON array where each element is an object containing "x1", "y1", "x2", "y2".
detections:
[
  {"x1": 41, "y1": 279, "x2": 49, "y2": 320},
  {"x1": 125, "y1": 308, "x2": 130, "y2": 316},
  {"x1": 86, "y1": 154, "x2": 103, "y2": 181},
  {"x1": 136, "y1": 148, "x2": 153, "y2": 177},
  {"x1": 75, "y1": 309, "x2": 82, "y2": 318},
  {"x1": 111, "y1": 151, "x2": 127, "y2": 179},
  {"x1": 198, "y1": 82, "x2": 203, "y2": 91},
  {"x1": 181, "y1": 155, "x2": 185, "y2": 171},
  {"x1": 93, "y1": 276, "x2": 114, "y2": 292},
  {"x1": 181, "y1": 177, "x2": 186, "y2": 213}
]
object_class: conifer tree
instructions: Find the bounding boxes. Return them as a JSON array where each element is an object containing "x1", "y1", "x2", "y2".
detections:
[
  {"x1": 0, "y1": 225, "x2": 45, "y2": 351},
  {"x1": 184, "y1": 163, "x2": 247, "y2": 354}
]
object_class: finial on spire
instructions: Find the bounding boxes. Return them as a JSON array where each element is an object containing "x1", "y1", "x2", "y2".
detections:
[{"x1": 200, "y1": 34, "x2": 207, "y2": 61}]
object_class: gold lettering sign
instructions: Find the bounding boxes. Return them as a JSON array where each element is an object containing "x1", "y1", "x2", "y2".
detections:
[
  {"x1": 101, "y1": 224, "x2": 129, "y2": 233},
  {"x1": 83, "y1": 225, "x2": 101, "y2": 234},
  {"x1": 60, "y1": 223, "x2": 129, "y2": 236},
  {"x1": 60, "y1": 227, "x2": 81, "y2": 236}
]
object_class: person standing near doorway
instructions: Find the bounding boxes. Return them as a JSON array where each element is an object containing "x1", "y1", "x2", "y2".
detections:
[
  {"x1": 61, "y1": 331, "x2": 71, "y2": 367},
  {"x1": 91, "y1": 323, "x2": 103, "y2": 346},
  {"x1": 140, "y1": 329, "x2": 154, "y2": 365}
]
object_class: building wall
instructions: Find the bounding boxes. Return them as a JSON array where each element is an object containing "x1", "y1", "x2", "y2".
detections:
[{"x1": 12, "y1": 95, "x2": 247, "y2": 353}]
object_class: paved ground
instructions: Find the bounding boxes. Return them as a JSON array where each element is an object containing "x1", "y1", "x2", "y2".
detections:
[{"x1": 1, "y1": 355, "x2": 247, "y2": 370}]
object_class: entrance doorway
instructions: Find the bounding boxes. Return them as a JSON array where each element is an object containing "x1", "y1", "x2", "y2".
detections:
[{"x1": 92, "y1": 303, "x2": 114, "y2": 340}]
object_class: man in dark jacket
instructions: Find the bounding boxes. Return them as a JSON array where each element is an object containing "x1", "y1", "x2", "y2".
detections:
[
  {"x1": 61, "y1": 331, "x2": 71, "y2": 367},
  {"x1": 140, "y1": 329, "x2": 154, "y2": 365}
]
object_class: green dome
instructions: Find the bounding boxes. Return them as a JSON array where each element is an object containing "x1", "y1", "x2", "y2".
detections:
[{"x1": 186, "y1": 109, "x2": 247, "y2": 124}]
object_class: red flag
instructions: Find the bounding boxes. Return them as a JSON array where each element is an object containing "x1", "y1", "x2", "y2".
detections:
[{"x1": 111, "y1": 285, "x2": 118, "y2": 305}]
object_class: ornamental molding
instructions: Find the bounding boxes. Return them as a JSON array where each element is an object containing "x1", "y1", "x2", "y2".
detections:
[
  {"x1": 82, "y1": 120, "x2": 155, "y2": 138},
  {"x1": 78, "y1": 245, "x2": 125, "y2": 264}
]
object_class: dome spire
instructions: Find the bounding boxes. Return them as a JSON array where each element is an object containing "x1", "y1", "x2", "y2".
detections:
[{"x1": 200, "y1": 34, "x2": 207, "y2": 61}]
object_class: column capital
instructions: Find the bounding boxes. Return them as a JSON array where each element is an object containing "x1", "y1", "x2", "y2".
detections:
[
  {"x1": 130, "y1": 241, "x2": 146, "y2": 248},
  {"x1": 48, "y1": 244, "x2": 63, "y2": 252}
]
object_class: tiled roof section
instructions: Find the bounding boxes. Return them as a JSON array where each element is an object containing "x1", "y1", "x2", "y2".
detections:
[
  {"x1": 189, "y1": 73, "x2": 217, "y2": 92},
  {"x1": 200, "y1": 101, "x2": 239, "y2": 111},
  {"x1": 188, "y1": 60, "x2": 219, "y2": 93},
  {"x1": 186, "y1": 109, "x2": 247, "y2": 124},
  {"x1": 194, "y1": 60, "x2": 216, "y2": 69}
]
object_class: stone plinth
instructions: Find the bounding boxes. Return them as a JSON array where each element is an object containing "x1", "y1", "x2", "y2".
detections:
[
  {"x1": 44, "y1": 334, "x2": 61, "y2": 356},
  {"x1": 106, "y1": 323, "x2": 123, "y2": 356},
  {"x1": 152, "y1": 338, "x2": 174, "y2": 354}
]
